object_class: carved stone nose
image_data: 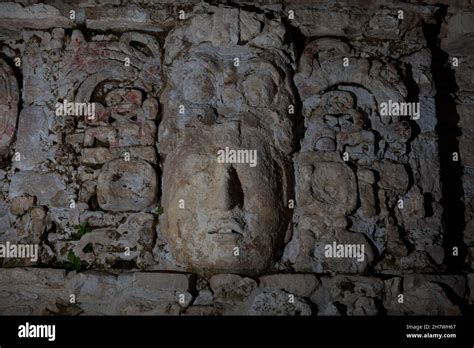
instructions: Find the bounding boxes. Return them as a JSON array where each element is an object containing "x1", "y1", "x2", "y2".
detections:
[{"x1": 213, "y1": 165, "x2": 244, "y2": 211}]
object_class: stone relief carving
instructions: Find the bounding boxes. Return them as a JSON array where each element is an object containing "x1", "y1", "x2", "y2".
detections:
[
  {"x1": 0, "y1": 1, "x2": 471, "y2": 316},
  {"x1": 0, "y1": 58, "x2": 18, "y2": 158},
  {"x1": 282, "y1": 37, "x2": 445, "y2": 276},
  {"x1": 159, "y1": 8, "x2": 295, "y2": 274}
]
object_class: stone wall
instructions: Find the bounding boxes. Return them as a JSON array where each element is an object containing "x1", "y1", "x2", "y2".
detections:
[{"x1": 0, "y1": 0, "x2": 472, "y2": 315}]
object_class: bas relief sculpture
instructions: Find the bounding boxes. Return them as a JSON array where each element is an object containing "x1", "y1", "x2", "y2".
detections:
[
  {"x1": 0, "y1": 58, "x2": 18, "y2": 159},
  {"x1": 159, "y1": 9, "x2": 295, "y2": 274},
  {"x1": 161, "y1": 125, "x2": 292, "y2": 274}
]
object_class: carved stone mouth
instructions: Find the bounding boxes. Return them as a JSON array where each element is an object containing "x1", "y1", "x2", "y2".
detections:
[{"x1": 208, "y1": 228, "x2": 242, "y2": 235}]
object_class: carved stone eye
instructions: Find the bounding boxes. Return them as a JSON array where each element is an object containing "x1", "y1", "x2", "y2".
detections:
[
  {"x1": 323, "y1": 115, "x2": 339, "y2": 127},
  {"x1": 242, "y1": 74, "x2": 277, "y2": 107},
  {"x1": 339, "y1": 114, "x2": 354, "y2": 127},
  {"x1": 182, "y1": 71, "x2": 215, "y2": 104}
]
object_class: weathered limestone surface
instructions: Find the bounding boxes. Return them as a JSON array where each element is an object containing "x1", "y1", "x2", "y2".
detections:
[
  {"x1": 0, "y1": 268, "x2": 194, "y2": 315},
  {"x1": 0, "y1": 1, "x2": 472, "y2": 315}
]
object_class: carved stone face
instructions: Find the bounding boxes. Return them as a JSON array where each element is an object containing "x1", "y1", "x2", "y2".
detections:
[{"x1": 161, "y1": 124, "x2": 290, "y2": 275}]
